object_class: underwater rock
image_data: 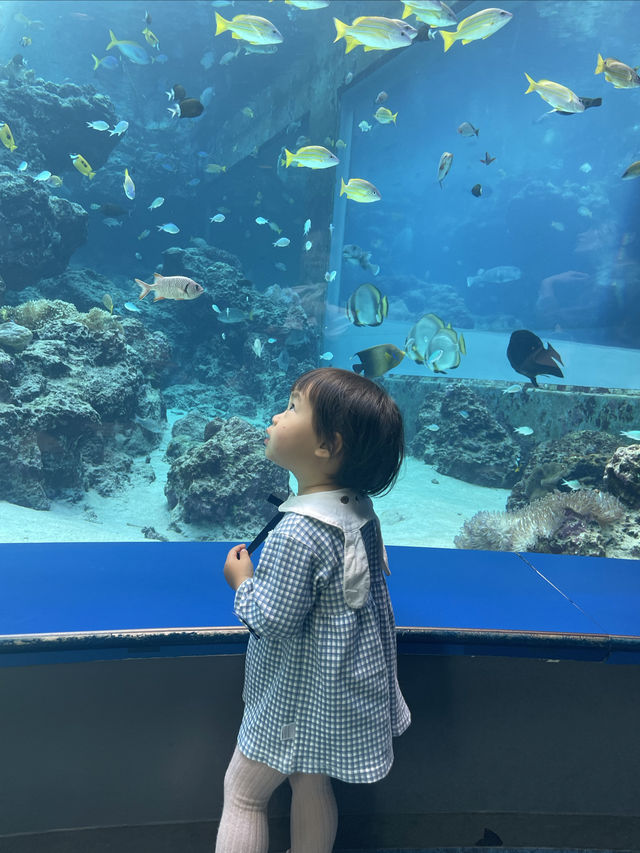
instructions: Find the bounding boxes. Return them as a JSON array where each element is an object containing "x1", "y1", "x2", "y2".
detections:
[
  {"x1": 165, "y1": 416, "x2": 289, "y2": 531},
  {"x1": 36, "y1": 268, "x2": 118, "y2": 314},
  {"x1": 0, "y1": 174, "x2": 87, "y2": 290},
  {"x1": 162, "y1": 245, "x2": 242, "y2": 280},
  {"x1": 0, "y1": 403, "x2": 50, "y2": 509},
  {"x1": 414, "y1": 385, "x2": 520, "y2": 488},
  {"x1": 0, "y1": 299, "x2": 172, "y2": 507},
  {"x1": 455, "y1": 489, "x2": 625, "y2": 554},
  {"x1": 0, "y1": 77, "x2": 119, "y2": 179},
  {"x1": 603, "y1": 445, "x2": 640, "y2": 508},
  {"x1": 507, "y1": 429, "x2": 621, "y2": 511},
  {"x1": 165, "y1": 411, "x2": 211, "y2": 461},
  {"x1": 0, "y1": 321, "x2": 32, "y2": 351},
  {"x1": 0, "y1": 349, "x2": 15, "y2": 380}
]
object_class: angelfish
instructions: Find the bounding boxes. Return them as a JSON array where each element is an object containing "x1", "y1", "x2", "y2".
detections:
[{"x1": 352, "y1": 343, "x2": 405, "y2": 378}]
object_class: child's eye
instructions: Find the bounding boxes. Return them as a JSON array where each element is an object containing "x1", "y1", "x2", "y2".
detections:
[{"x1": 287, "y1": 402, "x2": 295, "y2": 410}]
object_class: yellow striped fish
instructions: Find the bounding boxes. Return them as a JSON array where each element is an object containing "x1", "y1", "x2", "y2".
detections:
[
  {"x1": 333, "y1": 16, "x2": 417, "y2": 53},
  {"x1": 439, "y1": 7, "x2": 512, "y2": 52}
]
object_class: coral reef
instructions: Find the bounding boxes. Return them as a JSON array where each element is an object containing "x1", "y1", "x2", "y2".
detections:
[
  {"x1": 0, "y1": 321, "x2": 32, "y2": 350},
  {"x1": 29, "y1": 268, "x2": 118, "y2": 314},
  {"x1": 0, "y1": 77, "x2": 119, "y2": 183},
  {"x1": 0, "y1": 174, "x2": 88, "y2": 290},
  {"x1": 603, "y1": 445, "x2": 640, "y2": 508},
  {"x1": 165, "y1": 416, "x2": 289, "y2": 534},
  {"x1": 455, "y1": 490, "x2": 625, "y2": 555},
  {"x1": 412, "y1": 384, "x2": 520, "y2": 488},
  {"x1": 507, "y1": 430, "x2": 622, "y2": 511},
  {"x1": 0, "y1": 299, "x2": 170, "y2": 509}
]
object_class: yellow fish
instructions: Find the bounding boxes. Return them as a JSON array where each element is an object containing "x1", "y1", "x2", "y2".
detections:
[
  {"x1": 0, "y1": 122, "x2": 17, "y2": 151},
  {"x1": 340, "y1": 177, "x2": 381, "y2": 203},
  {"x1": 102, "y1": 293, "x2": 114, "y2": 314},
  {"x1": 353, "y1": 343, "x2": 404, "y2": 378},
  {"x1": 46, "y1": 175, "x2": 63, "y2": 187},
  {"x1": 374, "y1": 106, "x2": 397, "y2": 124},
  {"x1": 242, "y1": 106, "x2": 254, "y2": 118},
  {"x1": 142, "y1": 26, "x2": 160, "y2": 48},
  {"x1": 524, "y1": 74, "x2": 584, "y2": 113},
  {"x1": 284, "y1": 145, "x2": 339, "y2": 169},
  {"x1": 123, "y1": 167, "x2": 135, "y2": 199},
  {"x1": 334, "y1": 16, "x2": 417, "y2": 53},
  {"x1": 69, "y1": 153, "x2": 95, "y2": 179},
  {"x1": 205, "y1": 163, "x2": 227, "y2": 174},
  {"x1": 401, "y1": 1, "x2": 457, "y2": 27},
  {"x1": 439, "y1": 7, "x2": 512, "y2": 52},
  {"x1": 214, "y1": 13, "x2": 283, "y2": 45},
  {"x1": 594, "y1": 53, "x2": 640, "y2": 89}
]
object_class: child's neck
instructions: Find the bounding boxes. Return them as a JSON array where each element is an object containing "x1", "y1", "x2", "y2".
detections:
[{"x1": 296, "y1": 478, "x2": 341, "y2": 496}]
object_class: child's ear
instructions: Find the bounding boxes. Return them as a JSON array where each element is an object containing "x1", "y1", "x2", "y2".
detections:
[{"x1": 316, "y1": 432, "x2": 343, "y2": 458}]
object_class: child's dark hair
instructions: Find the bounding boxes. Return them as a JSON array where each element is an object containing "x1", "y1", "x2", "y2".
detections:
[{"x1": 291, "y1": 367, "x2": 404, "y2": 496}]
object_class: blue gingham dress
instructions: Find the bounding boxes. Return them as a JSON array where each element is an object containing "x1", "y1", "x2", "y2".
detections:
[{"x1": 233, "y1": 489, "x2": 411, "y2": 783}]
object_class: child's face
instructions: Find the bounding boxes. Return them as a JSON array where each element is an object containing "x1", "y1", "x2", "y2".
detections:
[{"x1": 265, "y1": 389, "x2": 331, "y2": 482}]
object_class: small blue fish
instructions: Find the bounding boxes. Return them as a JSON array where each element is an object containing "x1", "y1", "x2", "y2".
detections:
[
  {"x1": 157, "y1": 222, "x2": 180, "y2": 234},
  {"x1": 17, "y1": 161, "x2": 27, "y2": 172},
  {"x1": 503, "y1": 384, "x2": 522, "y2": 394},
  {"x1": 33, "y1": 170, "x2": 52, "y2": 182},
  {"x1": 124, "y1": 301, "x2": 142, "y2": 313},
  {"x1": 319, "y1": 351, "x2": 333, "y2": 360},
  {"x1": 110, "y1": 120, "x2": 129, "y2": 137},
  {"x1": 92, "y1": 54, "x2": 119, "y2": 71},
  {"x1": 514, "y1": 426, "x2": 534, "y2": 436}
]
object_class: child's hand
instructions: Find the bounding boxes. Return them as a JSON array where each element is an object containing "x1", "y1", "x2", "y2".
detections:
[{"x1": 223, "y1": 544, "x2": 254, "y2": 591}]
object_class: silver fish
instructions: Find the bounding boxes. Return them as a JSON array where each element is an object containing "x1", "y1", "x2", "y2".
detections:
[
  {"x1": 342, "y1": 243, "x2": 380, "y2": 275},
  {"x1": 134, "y1": 273, "x2": 204, "y2": 302},
  {"x1": 467, "y1": 265, "x2": 522, "y2": 287}
]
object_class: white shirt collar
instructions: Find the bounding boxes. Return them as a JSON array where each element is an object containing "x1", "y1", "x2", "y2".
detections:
[{"x1": 278, "y1": 489, "x2": 389, "y2": 609}]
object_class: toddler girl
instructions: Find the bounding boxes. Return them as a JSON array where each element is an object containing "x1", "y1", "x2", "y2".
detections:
[{"x1": 216, "y1": 367, "x2": 411, "y2": 853}]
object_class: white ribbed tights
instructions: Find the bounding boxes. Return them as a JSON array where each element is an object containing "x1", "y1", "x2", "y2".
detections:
[{"x1": 215, "y1": 746, "x2": 338, "y2": 853}]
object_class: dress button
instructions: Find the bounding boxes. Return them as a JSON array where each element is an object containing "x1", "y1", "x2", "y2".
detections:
[{"x1": 340, "y1": 496, "x2": 349, "y2": 504}]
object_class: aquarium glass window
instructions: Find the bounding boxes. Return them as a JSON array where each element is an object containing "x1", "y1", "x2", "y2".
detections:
[{"x1": 0, "y1": 0, "x2": 638, "y2": 559}]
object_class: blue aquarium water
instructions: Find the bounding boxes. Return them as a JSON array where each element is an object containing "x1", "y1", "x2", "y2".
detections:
[{"x1": 0, "y1": 0, "x2": 639, "y2": 556}]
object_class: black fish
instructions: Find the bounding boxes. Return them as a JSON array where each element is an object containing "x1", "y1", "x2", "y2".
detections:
[
  {"x1": 507, "y1": 329, "x2": 563, "y2": 387},
  {"x1": 480, "y1": 151, "x2": 495, "y2": 165},
  {"x1": 556, "y1": 96, "x2": 602, "y2": 115},
  {"x1": 176, "y1": 97, "x2": 204, "y2": 118},
  {"x1": 475, "y1": 827, "x2": 503, "y2": 846},
  {"x1": 169, "y1": 83, "x2": 187, "y2": 102},
  {"x1": 98, "y1": 203, "x2": 127, "y2": 218},
  {"x1": 471, "y1": 183, "x2": 482, "y2": 197}
]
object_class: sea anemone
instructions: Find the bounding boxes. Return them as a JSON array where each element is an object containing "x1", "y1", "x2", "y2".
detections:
[{"x1": 454, "y1": 489, "x2": 625, "y2": 552}]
